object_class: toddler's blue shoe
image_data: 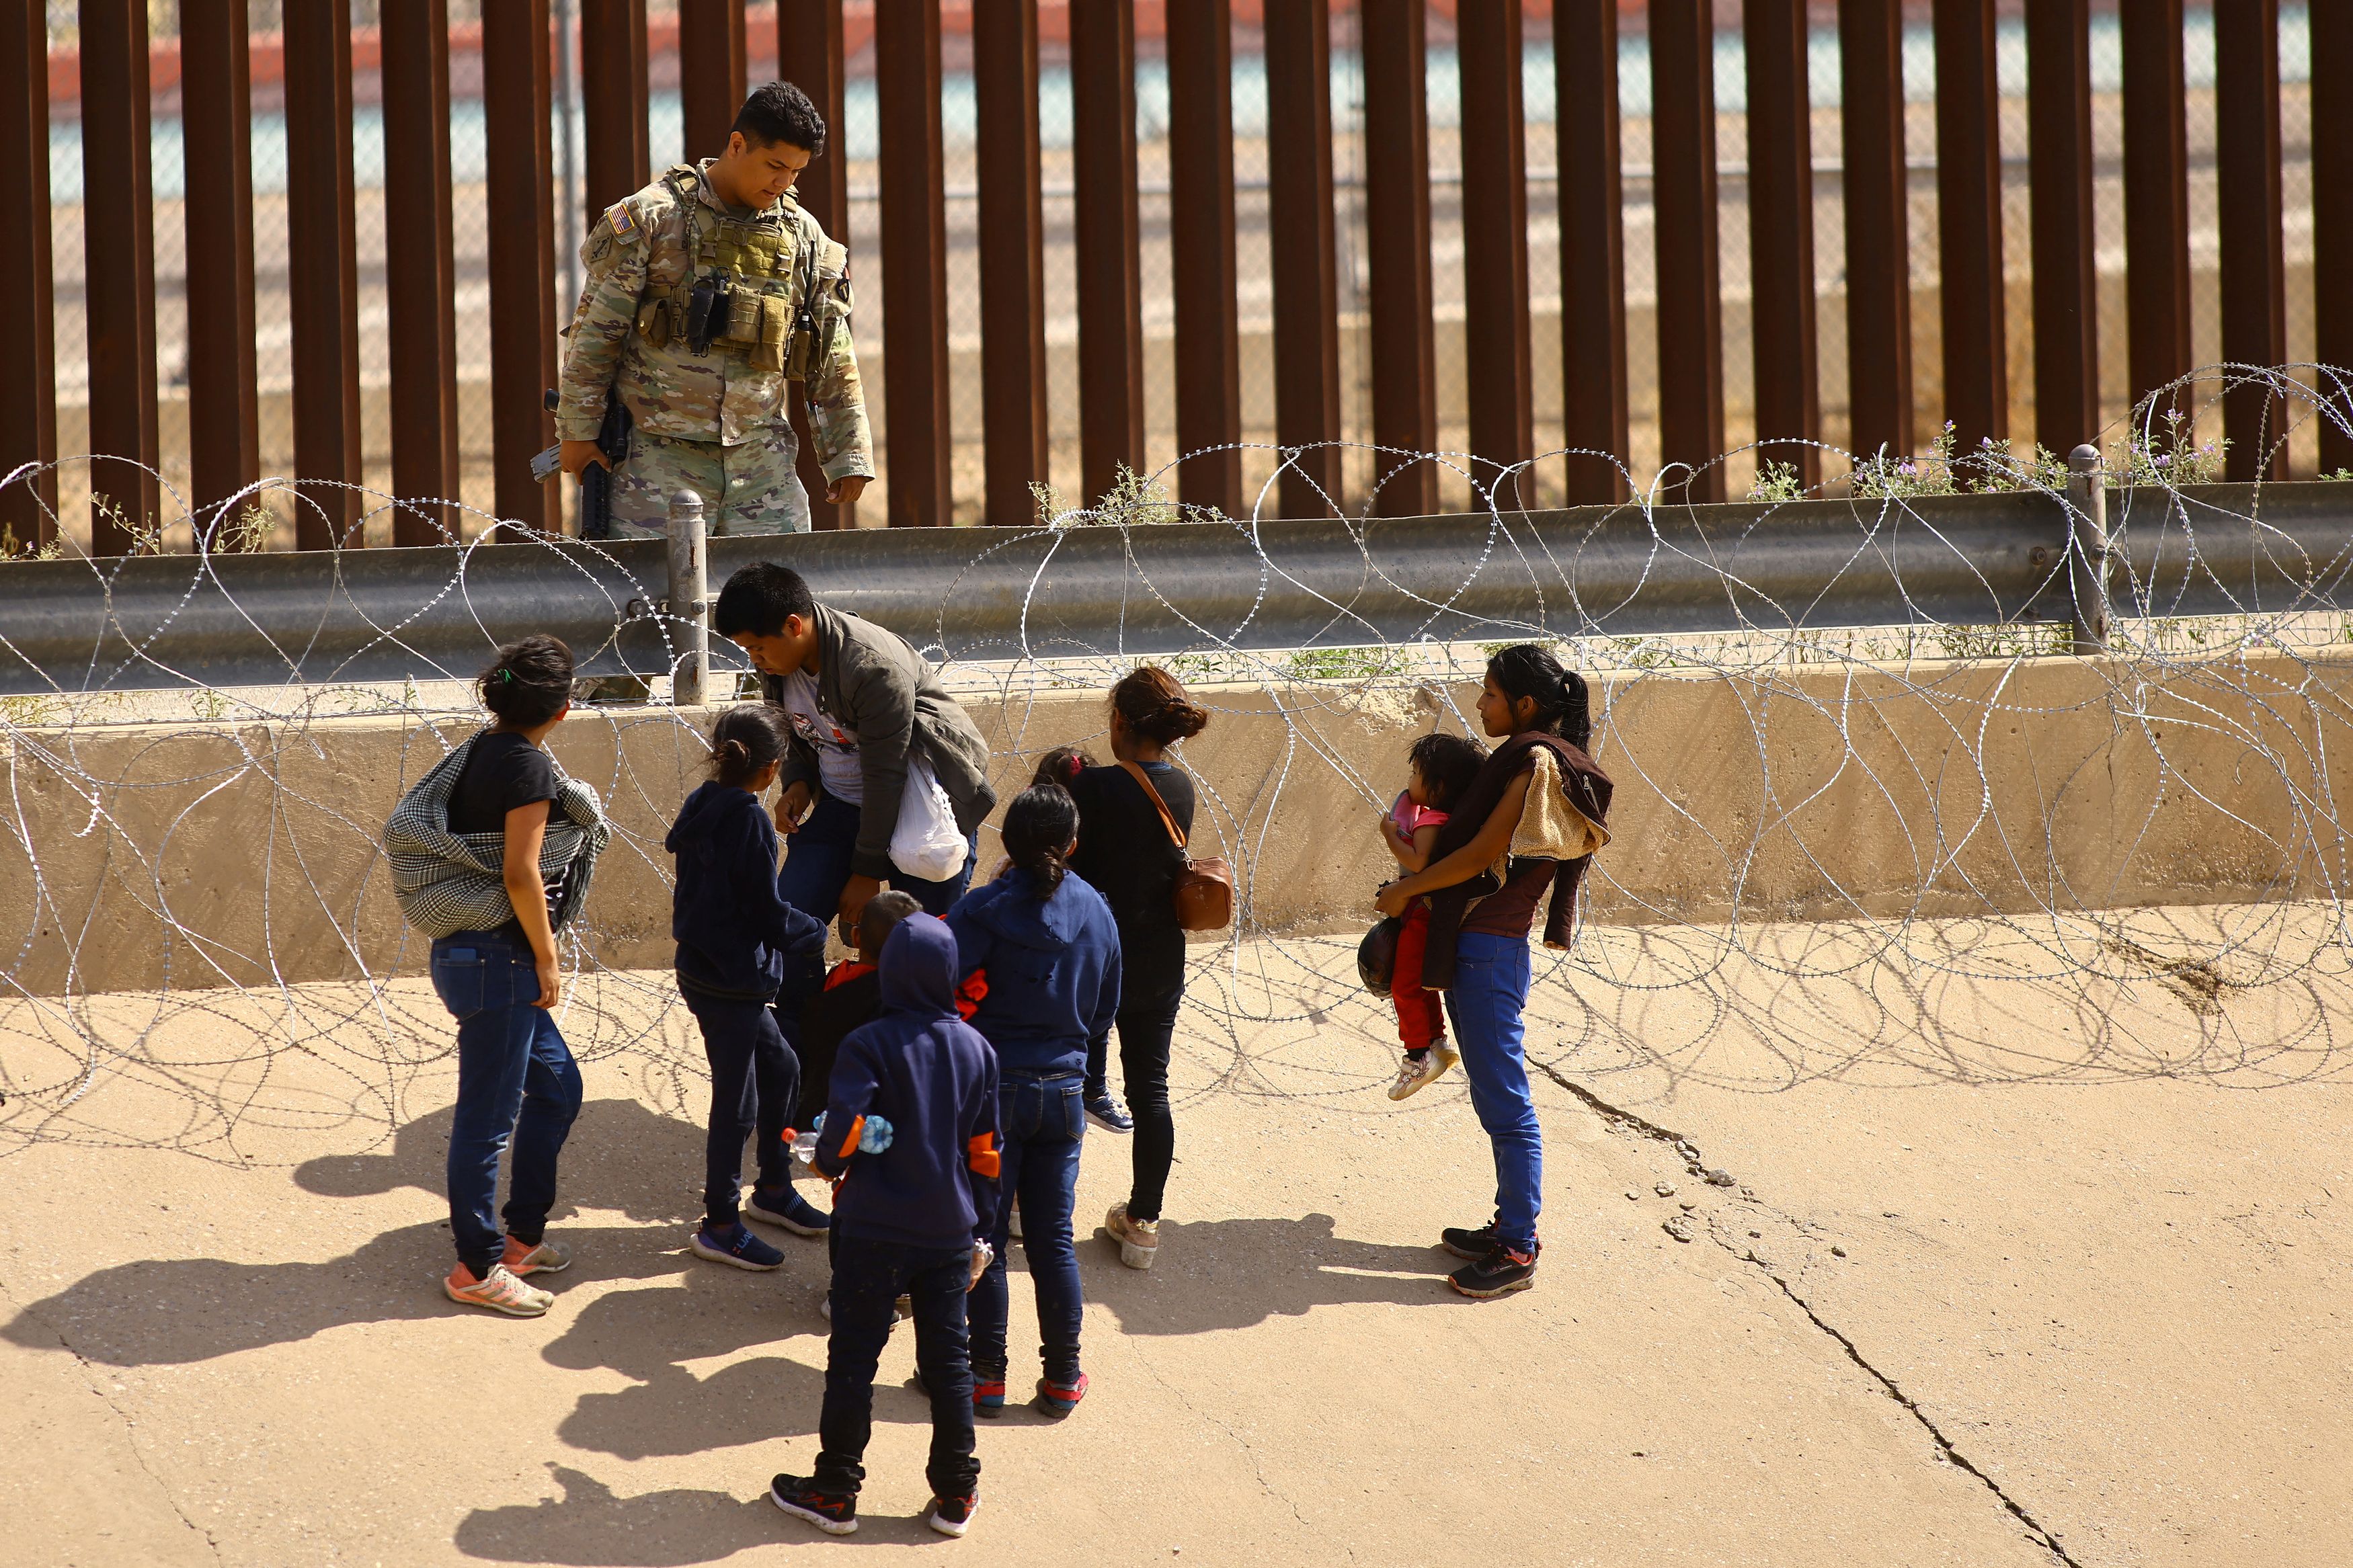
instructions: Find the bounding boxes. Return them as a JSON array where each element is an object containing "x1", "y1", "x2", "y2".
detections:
[{"x1": 691, "y1": 1222, "x2": 784, "y2": 1272}]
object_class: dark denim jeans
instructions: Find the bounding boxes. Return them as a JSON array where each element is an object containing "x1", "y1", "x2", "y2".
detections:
[
  {"x1": 1443, "y1": 930, "x2": 1542, "y2": 1250},
  {"x1": 970, "y1": 1071, "x2": 1086, "y2": 1384},
  {"x1": 818, "y1": 1236, "x2": 979, "y2": 1499},
  {"x1": 776, "y1": 790, "x2": 977, "y2": 926},
  {"x1": 432, "y1": 931, "x2": 583, "y2": 1276},
  {"x1": 679, "y1": 987, "x2": 799, "y2": 1227},
  {"x1": 1111, "y1": 984, "x2": 1182, "y2": 1222}
]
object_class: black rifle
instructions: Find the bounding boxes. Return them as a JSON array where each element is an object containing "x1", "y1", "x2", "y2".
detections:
[{"x1": 532, "y1": 391, "x2": 632, "y2": 540}]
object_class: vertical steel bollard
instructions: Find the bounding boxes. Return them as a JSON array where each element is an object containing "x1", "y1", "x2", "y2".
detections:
[
  {"x1": 667, "y1": 489, "x2": 709, "y2": 707},
  {"x1": 2066, "y1": 444, "x2": 2111, "y2": 655}
]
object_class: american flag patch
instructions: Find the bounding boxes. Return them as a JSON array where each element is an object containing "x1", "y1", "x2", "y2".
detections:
[{"x1": 605, "y1": 204, "x2": 638, "y2": 241}]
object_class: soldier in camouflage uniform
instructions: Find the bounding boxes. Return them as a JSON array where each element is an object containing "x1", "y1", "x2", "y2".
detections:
[{"x1": 555, "y1": 81, "x2": 871, "y2": 536}]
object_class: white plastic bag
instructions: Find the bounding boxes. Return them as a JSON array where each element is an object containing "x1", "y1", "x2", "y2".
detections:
[{"x1": 889, "y1": 756, "x2": 967, "y2": 882}]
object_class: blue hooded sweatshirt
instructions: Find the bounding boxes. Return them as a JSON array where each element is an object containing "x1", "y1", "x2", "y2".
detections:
[
  {"x1": 666, "y1": 780, "x2": 826, "y2": 1001},
  {"x1": 815, "y1": 914, "x2": 1003, "y2": 1251},
  {"x1": 945, "y1": 866, "x2": 1122, "y2": 1078}
]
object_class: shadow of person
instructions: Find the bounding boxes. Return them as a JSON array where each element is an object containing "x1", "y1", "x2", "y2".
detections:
[
  {"x1": 557, "y1": 1354, "x2": 826, "y2": 1459},
  {"x1": 455, "y1": 1464, "x2": 951, "y2": 1561},
  {"x1": 1078, "y1": 1212, "x2": 1458, "y2": 1336},
  {"x1": 0, "y1": 1220, "x2": 690, "y2": 1367},
  {"x1": 294, "y1": 1096, "x2": 713, "y2": 1229}
]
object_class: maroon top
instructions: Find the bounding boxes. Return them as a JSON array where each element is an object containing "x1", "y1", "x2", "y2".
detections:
[{"x1": 1459, "y1": 856, "x2": 1557, "y2": 940}]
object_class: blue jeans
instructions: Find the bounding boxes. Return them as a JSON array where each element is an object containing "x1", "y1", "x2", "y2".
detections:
[
  {"x1": 432, "y1": 931, "x2": 583, "y2": 1276},
  {"x1": 970, "y1": 1071, "x2": 1086, "y2": 1384},
  {"x1": 818, "y1": 1236, "x2": 979, "y2": 1497},
  {"x1": 776, "y1": 789, "x2": 976, "y2": 925},
  {"x1": 680, "y1": 987, "x2": 799, "y2": 1227},
  {"x1": 1444, "y1": 930, "x2": 1541, "y2": 1251}
]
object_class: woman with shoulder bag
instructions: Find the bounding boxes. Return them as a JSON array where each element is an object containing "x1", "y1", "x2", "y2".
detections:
[{"x1": 1066, "y1": 665, "x2": 1215, "y2": 1271}]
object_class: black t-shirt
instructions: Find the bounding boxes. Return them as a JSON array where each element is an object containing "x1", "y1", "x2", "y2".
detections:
[
  {"x1": 1068, "y1": 761, "x2": 1196, "y2": 1001},
  {"x1": 448, "y1": 731, "x2": 566, "y2": 928}
]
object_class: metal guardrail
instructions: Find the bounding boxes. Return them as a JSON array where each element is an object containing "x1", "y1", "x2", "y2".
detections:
[{"x1": 3, "y1": 483, "x2": 2351, "y2": 697}]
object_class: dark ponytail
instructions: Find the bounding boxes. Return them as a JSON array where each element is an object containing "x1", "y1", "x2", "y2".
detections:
[
  {"x1": 1486, "y1": 643, "x2": 1592, "y2": 750},
  {"x1": 705, "y1": 703, "x2": 790, "y2": 788},
  {"x1": 1002, "y1": 782, "x2": 1079, "y2": 900},
  {"x1": 479, "y1": 634, "x2": 575, "y2": 727}
]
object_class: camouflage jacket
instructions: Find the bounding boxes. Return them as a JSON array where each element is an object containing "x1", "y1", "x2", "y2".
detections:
[{"x1": 555, "y1": 160, "x2": 874, "y2": 480}]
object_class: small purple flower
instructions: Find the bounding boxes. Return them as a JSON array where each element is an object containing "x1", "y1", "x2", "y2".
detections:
[{"x1": 2155, "y1": 454, "x2": 2171, "y2": 466}]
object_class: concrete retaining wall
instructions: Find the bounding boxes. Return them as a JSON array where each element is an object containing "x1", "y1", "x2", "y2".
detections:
[{"x1": 7, "y1": 650, "x2": 2350, "y2": 997}]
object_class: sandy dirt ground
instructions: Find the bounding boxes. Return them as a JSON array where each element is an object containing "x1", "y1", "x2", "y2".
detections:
[{"x1": 2, "y1": 916, "x2": 2348, "y2": 1567}]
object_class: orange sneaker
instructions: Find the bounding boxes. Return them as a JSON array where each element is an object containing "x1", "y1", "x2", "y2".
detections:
[
  {"x1": 444, "y1": 1261, "x2": 553, "y2": 1317},
  {"x1": 502, "y1": 1236, "x2": 571, "y2": 1276}
]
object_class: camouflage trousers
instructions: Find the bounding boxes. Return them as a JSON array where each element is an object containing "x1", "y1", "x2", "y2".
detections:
[{"x1": 608, "y1": 427, "x2": 812, "y2": 537}]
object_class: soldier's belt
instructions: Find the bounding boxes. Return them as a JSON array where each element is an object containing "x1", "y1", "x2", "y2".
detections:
[{"x1": 637, "y1": 286, "x2": 796, "y2": 372}]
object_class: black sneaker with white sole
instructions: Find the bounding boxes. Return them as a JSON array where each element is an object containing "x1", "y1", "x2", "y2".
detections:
[
  {"x1": 1083, "y1": 1087, "x2": 1133, "y2": 1134},
  {"x1": 1448, "y1": 1242, "x2": 1539, "y2": 1298},
  {"x1": 927, "y1": 1491, "x2": 980, "y2": 1537},
  {"x1": 1439, "y1": 1220, "x2": 1499, "y2": 1260},
  {"x1": 770, "y1": 1474, "x2": 857, "y2": 1535}
]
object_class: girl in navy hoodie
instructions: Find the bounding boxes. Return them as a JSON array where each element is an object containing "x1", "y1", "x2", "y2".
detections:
[
  {"x1": 668, "y1": 706, "x2": 829, "y2": 1272},
  {"x1": 947, "y1": 783, "x2": 1121, "y2": 1417}
]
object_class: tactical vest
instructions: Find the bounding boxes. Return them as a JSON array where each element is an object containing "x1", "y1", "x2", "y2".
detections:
[{"x1": 633, "y1": 164, "x2": 850, "y2": 379}]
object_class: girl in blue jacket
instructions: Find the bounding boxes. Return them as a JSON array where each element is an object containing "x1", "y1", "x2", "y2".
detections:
[
  {"x1": 946, "y1": 783, "x2": 1122, "y2": 1417},
  {"x1": 668, "y1": 706, "x2": 830, "y2": 1272}
]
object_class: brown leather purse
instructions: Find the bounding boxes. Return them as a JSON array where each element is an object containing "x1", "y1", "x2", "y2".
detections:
[{"x1": 1118, "y1": 760, "x2": 1233, "y2": 932}]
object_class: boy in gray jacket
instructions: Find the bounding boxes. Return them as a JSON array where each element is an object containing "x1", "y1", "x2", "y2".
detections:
[{"x1": 713, "y1": 562, "x2": 996, "y2": 932}]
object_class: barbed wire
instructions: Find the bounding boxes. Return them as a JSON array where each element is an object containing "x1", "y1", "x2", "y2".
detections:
[{"x1": 5, "y1": 366, "x2": 2353, "y2": 1163}]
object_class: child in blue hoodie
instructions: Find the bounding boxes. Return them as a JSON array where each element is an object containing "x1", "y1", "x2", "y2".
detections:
[
  {"x1": 667, "y1": 706, "x2": 830, "y2": 1272},
  {"x1": 769, "y1": 914, "x2": 1001, "y2": 1540},
  {"x1": 947, "y1": 783, "x2": 1121, "y2": 1419}
]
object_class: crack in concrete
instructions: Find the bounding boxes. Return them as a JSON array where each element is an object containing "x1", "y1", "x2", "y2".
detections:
[
  {"x1": 1538, "y1": 1065, "x2": 2086, "y2": 1568},
  {"x1": 0, "y1": 1274, "x2": 226, "y2": 1565},
  {"x1": 1124, "y1": 1337, "x2": 1348, "y2": 1559}
]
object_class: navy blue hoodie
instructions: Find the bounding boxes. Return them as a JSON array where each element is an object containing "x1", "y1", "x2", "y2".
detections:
[
  {"x1": 815, "y1": 915, "x2": 1003, "y2": 1250},
  {"x1": 945, "y1": 866, "x2": 1122, "y2": 1078},
  {"x1": 666, "y1": 781, "x2": 826, "y2": 1001}
]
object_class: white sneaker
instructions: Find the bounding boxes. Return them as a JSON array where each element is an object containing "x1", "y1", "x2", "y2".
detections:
[
  {"x1": 444, "y1": 1261, "x2": 554, "y2": 1317},
  {"x1": 1386, "y1": 1045, "x2": 1457, "y2": 1101},
  {"x1": 1105, "y1": 1202, "x2": 1160, "y2": 1270}
]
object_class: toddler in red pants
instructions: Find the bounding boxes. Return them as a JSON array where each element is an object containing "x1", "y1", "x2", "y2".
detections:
[{"x1": 1378, "y1": 731, "x2": 1488, "y2": 1101}]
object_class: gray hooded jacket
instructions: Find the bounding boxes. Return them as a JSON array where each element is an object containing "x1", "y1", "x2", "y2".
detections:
[{"x1": 765, "y1": 603, "x2": 997, "y2": 882}]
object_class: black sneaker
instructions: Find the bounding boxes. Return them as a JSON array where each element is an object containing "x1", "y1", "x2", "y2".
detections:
[
  {"x1": 1439, "y1": 1220, "x2": 1499, "y2": 1260},
  {"x1": 927, "y1": 1491, "x2": 980, "y2": 1538},
  {"x1": 770, "y1": 1474, "x2": 857, "y2": 1536},
  {"x1": 1448, "y1": 1242, "x2": 1538, "y2": 1298},
  {"x1": 1084, "y1": 1087, "x2": 1133, "y2": 1134}
]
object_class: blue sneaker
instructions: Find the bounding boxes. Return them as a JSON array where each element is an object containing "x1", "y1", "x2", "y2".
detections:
[
  {"x1": 1083, "y1": 1088, "x2": 1133, "y2": 1134},
  {"x1": 745, "y1": 1184, "x2": 830, "y2": 1237},
  {"x1": 690, "y1": 1222, "x2": 783, "y2": 1272}
]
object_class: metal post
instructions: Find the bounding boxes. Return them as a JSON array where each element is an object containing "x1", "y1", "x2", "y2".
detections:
[
  {"x1": 681, "y1": 0, "x2": 749, "y2": 161},
  {"x1": 2121, "y1": 0, "x2": 2192, "y2": 420},
  {"x1": 383, "y1": 0, "x2": 461, "y2": 545},
  {"x1": 182, "y1": 0, "x2": 262, "y2": 538},
  {"x1": 1459, "y1": 0, "x2": 1534, "y2": 492},
  {"x1": 1361, "y1": 0, "x2": 1437, "y2": 516},
  {"x1": 81, "y1": 0, "x2": 161, "y2": 555},
  {"x1": 1745, "y1": 0, "x2": 1819, "y2": 486},
  {"x1": 974, "y1": 0, "x2": 1049, "y2": 527},
  {"x1": 1933, "y1": 0, "x2": 2008, "y2": 458},
  {"x1": 1072, "y1": 0, "x2": 1145, "y2": 506},
  {"x1": 2067, "y1": 444, "x2": 2110, "y2": 655},
  {"x1": 485, "y1": 0, "x2": 561, "y2": 534},
  {"x1": 1265, "y1": 0, "x2": 1342, "y2": 520},
  {"x1": 781, "y1": 0, "x2": 852, "y2": 528},
  {"x1": 0, "y1": 0, "x2": 56, "y2": 548},
  {"x1": 2216, "y1": 0, "x2": 2287, "y2": 483},
  {"x1": 668, "y1": 489, "x2": 709, "y2": 706},
  {"x1": 1649, "y1": 0, "x2": 1725, "y2": 500},
  {"x1": 582, "y1": 0, "x2": 650, "y2": 222},
  {"x1": 2028, "y1": 0, "x2": 2099, "y2": 456},
  {"x1": 1556, "y1": 0, "x2": 1629, "y2": 505},
  {"x1": 1168, "y1": 0, "x2": 1243, "y2": 516},
  {"x1": 877, "y1": 0, "x2": 951, "y2": 525},
  {"x1": 1839, "y1": 0, "x2": 1912, "y2": 468},
  {"x1": 2316, "y1": 0, "x2": 2353, "y2": 477}
]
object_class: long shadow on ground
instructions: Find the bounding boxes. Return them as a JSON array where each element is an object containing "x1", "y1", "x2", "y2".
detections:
[
  {"x1": 456, "y1": 1465, "x2": 957, "y2": 1561},
  {"x1": 1076, "y1": 1211, "x2": 1462, "y2": 1334}
]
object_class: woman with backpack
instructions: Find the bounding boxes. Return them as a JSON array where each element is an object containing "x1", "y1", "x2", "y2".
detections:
[
  {"x1": 1373, "y1": 645, "x2": 1612, "y2": 1299},
  {"x1": 385, "y1": 635, "x2": 611, "y2": 1317},
  {"x1": 1065, "y1": 666, "x2": 1212, "y2": 1272}
]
